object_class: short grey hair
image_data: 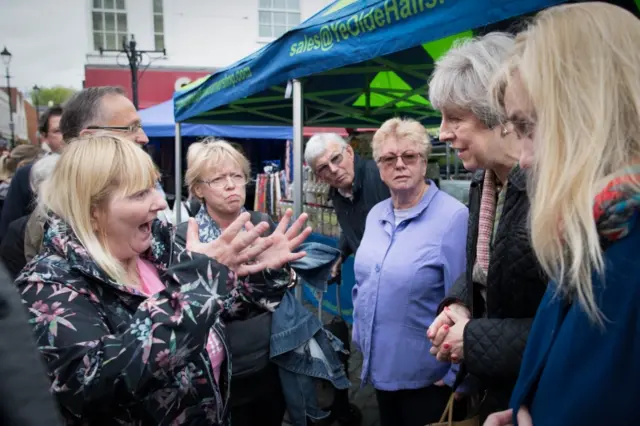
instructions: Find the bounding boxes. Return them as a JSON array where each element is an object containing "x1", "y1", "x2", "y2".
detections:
[
  {"x1": 60, "y1": 86, "x2": 126, "y2": 141},
  {"x1": 304, "y1": 133, "x2": 347, "y2": 167},
  {"x1": 428, "y1": 32, "x2": 515, "y2": 127},
  {"x1": 30, "y1": 153, "x2": 61, "y2": 195}
]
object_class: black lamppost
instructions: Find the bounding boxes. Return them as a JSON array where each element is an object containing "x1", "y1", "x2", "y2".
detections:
[
  {"x1": 99, "y1": 35, "x2": 166, "y2": 110},
  {"x1": 1, "y1": 47, "x2": 15, "y2": 148},
  {"x1": 32, "y1": 84, "x2": 40, "y2": 117}
]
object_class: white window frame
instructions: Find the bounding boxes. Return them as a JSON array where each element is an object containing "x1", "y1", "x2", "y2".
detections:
[
  {"x1": 153, "y1": 0, "x2": 165, "y2": 52},
  {"x1": 91, "y1": 0, "x2": 128, "y2": 51},
  {"x1": 258, "y1": 0, "x2": 301, "y2": 40}
]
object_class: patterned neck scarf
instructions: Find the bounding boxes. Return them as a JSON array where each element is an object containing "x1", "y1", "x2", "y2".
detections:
[
  {"x1": 593, "y1": 166, "x2": 640, "y2": 246},
  {"x1": 475, "y1": 169, "x2": 497, "y2": 275},
  {"x1": 195, "y1": 204, "x2": 247, "y2": 243}
]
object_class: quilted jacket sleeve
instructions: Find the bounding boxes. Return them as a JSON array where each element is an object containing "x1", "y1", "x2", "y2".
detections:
[
  {"x1": 17, "y1": 251, "x2": 241, "y2": 418},
  {"x1": 439, "y1": 274, "x2": 470, "y2": 311},
  {"x1": 463, "y1": 317, "x2": 533, "y2": 382}
]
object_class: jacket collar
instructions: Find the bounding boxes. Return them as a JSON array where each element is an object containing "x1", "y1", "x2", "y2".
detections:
[
  {"x1": 41, "y1": 213, "x2": 172, "y2": 296},
  {"x1": 329, "y1": 154, "x2": 367, "y2": 200},
  {"x1": 195, "y1": 204, "x2": 247, "y2": 243},
  {"x1": 508, "y1": 164, "x2": 527, "y2": 191},
  {"x1": 471, "y1": 164, "x2": 527, "y2": 192},
  {"x1": 379, "y1": 179, "x2": 439, "y2": 225}
]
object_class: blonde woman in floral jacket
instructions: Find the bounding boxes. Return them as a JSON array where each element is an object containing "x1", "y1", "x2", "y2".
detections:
[{"x1": 15, "y1": 135, "x2": 310, "y2": 425}]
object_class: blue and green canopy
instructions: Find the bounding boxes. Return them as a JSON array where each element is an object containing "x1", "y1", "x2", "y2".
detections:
[{"x1": 173, "y1": 0, "x2": 567, "y2": 127}]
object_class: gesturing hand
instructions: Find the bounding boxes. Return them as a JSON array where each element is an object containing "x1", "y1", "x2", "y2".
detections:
[
  {"x1": 185, "y1": 213, "x2": 273, "y2": 276},
  {"x1": 245, "y1": 209, "x2": 313, "y2": 270}
]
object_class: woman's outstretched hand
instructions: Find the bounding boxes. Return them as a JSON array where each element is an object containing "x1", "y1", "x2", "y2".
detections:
[
  {"x1": 185, "y1": 213, "x2": 274, "y2": 276},
  {"x1": 246, "y1": 209, "x2": 312, "y2": 270}
]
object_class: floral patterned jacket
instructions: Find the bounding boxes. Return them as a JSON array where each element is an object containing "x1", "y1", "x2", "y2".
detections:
[{"x1": 15, "y1": 215, "x2": 264, "y2": 426}]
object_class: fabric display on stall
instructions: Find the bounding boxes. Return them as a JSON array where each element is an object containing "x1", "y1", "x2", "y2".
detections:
[
  {"x1": 254, "y1": 170, "x2": 287, "y2": 218},
  {"x1": 285, "y1": 139, "x2": 293, "y2": 184}
]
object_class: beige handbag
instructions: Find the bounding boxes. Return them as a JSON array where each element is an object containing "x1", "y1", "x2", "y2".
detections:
[{"x1": 427, "y1": 394, "x2": 480, "y2": 426}]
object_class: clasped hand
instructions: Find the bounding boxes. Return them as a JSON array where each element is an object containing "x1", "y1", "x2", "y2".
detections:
[
  {"x1": 426, "y1": 303, "x2": 470, "y2": 363},
  {"x1": 186, "y1": 209, "x2": 312, "y2": 276}
]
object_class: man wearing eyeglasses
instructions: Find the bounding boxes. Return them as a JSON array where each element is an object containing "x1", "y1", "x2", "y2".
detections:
[
  {"x1": 59, "y1": 86, "x2": 148, "y2": 146},
  {"x1": 57, "y1": 86, "x2": 176, "y2": 223},
  {"x1": 304, "y1": 133, "x2": 390, "y2": 277}
]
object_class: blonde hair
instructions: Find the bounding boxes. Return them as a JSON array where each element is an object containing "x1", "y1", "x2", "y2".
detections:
[
  {"x1": 40, "y1": 135, "x2": 160, "y2": 284},
  {"x1": 490, "y1": 3, "x2": 640, "y2": 323},
  {"x1": 0, "y1": 144, "x2": 44, "y2": 181},
  {"x1": 371, "y1": 118, "x2": 432, "y2": 160},
  {"x1": 185, "y1": 138, "x2": 251, "y2": 196}
]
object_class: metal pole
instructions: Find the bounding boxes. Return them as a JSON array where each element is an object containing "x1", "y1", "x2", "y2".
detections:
[
  {"x1": 127, "y1": 36, "x2": 140, "y2": 110},
  {"x1": 292, "y1": 79, "x2": 304, "y2": 302},
  {"x1": 99, "y1": 35, "x2": 163, "y2": 110},
  {"x1": 5, "y1": 66, "x2": 14, "y2": 148},
  {"x1": 174, "y1": 122, "x2": 182, "y2": 224}
]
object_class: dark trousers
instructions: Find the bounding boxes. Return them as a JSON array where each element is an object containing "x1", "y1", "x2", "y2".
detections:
[
  {"x1": 229, "y1": 364, "x2": 286, "y2": 426},
  {"x1": 376, "y1": 384, "x2": 462, "y2": 426}
]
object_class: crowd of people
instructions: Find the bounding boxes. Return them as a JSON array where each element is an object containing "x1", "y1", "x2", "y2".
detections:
[{"x1": 0, "y1": 2, "x2": 637, "y2": 426}]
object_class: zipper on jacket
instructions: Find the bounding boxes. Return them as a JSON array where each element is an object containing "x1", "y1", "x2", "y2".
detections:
[{"x1": 211, "y1": 323, "x2": 232, "y2": 422}]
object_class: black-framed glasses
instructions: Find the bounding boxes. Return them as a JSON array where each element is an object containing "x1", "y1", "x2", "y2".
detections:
[
  {"x1": 199, "y1": 174, "x2": 249, "y2": 189},
  {"x1": 315, "y1": 146, "x2": 346, "y2": 177},
  {"x1": 86, "y1": 123, "x2": 144, "y2": 134},
  {"x1": 376, "y1": 151, "x2": 424, "y2": 168}
]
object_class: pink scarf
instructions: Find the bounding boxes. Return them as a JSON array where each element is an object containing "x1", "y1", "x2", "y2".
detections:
[{"x1": 476, "y1": 170, "x2": 497, "y2": 275}]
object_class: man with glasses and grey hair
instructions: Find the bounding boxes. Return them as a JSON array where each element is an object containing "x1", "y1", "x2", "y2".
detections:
[
  {"x1": 59, "y1": 86, "x2": 149, "y2": 146},
  {"x1": 57, "y1": 86, "x2": 177, "y2": 223},
  {"x1": 304, "y1": 133, "x2": 389, "y2": 277}
]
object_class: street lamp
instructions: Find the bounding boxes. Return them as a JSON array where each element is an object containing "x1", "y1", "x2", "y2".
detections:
[
  {"x1": 32, "y1": 84, "x2": 40, "y2": 117},
  {"x1": 99, "y1": 35, "x2": 166, "y2": 110},
  {"x1": 1, "y1": 47, "x2": 15, "y2": 148}
]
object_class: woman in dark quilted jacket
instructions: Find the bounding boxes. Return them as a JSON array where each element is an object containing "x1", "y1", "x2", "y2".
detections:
[
  {"x1": 16, "y1": 135, "x2": 311, "y2": 425},
  {"x1": 425, "y1": 32, "x2": 548, "y2": 421}
]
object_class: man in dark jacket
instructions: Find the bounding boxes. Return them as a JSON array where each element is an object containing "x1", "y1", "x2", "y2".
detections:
[
  {"x1": 0, "y1": 263, "x2": 62, "y2": 425},
  {"x1": 304, "y1": 133, "x2": 390, "y2": 276}
]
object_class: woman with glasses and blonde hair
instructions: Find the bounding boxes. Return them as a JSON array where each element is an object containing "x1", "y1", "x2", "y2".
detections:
[
  {"x1": 179, "y1": 139, "x2": 287, "y2": 425},
  {"x1": 484, "y1": 3, "x2": 640, "y2": 426},
  {"x1": 352, "y1": 117, "x2": 469, "y2": 426},
  {"x1": 176, "y1": 138, "x2": 350, "y2": 426},
  {"x1": 16, "y1": 134, "x2": 311, "y2": 425},
  {"x1": 425, "y1": 32, "x2": 548, "y2": 422}
]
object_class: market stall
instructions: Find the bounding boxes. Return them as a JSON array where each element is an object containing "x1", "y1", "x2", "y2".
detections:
[
  {"x1": 140, "y1": 99, "x2": 294, "y2": 139},
  {"x1": 171, "y1": 0, "x2": 568, "y2": 318}
]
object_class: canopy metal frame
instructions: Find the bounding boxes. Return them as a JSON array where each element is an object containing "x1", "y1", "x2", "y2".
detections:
[{"x1": 186, "y1": 59, "x2": 440, "y2": 128}]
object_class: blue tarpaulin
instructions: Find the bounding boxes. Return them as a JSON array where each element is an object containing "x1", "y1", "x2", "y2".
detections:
[
  {"x1": 174, "y1": 0, "x2": 566, "y2": 127},
  {"x1": 140, "y1": 99, "x2": 293, "y2": 139}
]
